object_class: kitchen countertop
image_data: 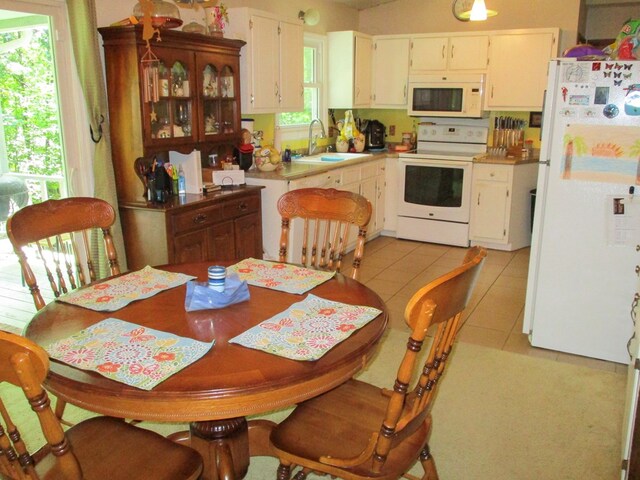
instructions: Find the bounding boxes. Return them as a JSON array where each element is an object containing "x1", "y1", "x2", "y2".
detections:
[
  {"x1": 474, "y1": 150, "x2": 540, "y2": 165},
  {"x1": 244, "y1": 152, "x2": 391, "y2": 181}
]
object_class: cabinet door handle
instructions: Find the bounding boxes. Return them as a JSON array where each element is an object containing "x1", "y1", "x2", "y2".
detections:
[
  {"x1": 193, "y1": 213, "x2": 207, "y2": 224},
  {"x1": 451, "y1": 45, "x2": 455, "y2": 59},
  {"x1": 635, "y1": 265, "x2": 640, "y2": 276},
  {"x1": 491, "y1": 85, "x2": 494, "y2": 99},
  {"x1": 477, "y1": 193, "x2": 481, "y2": 205},
  {"x1": 275, "y1": 82, "x2": 279, "y2": 97},
  {"x1": 238, "y1": 202, "x2": 248, "y2": 212},
  {"x1": 441, "y1": 45, "x2": 445, "y2": 59}
]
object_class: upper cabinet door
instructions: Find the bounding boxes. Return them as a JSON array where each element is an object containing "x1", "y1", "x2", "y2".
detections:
[
  {"x1": 328, "y1": 31, "x2": 372, "y2": 109},
  {"x1": 409, "y1": 35, "x2": 488, "y2": 74},
  {"x1": 448, "y1": 35, "x2": 489, "y2": 71},
  {"x1": 226, "y1": 8, "x2": 304, "y2": 114},
  {"x1": 278, "y1": 20, "x2": 304, "y2": 112},
  {"x1": 354, "y1": 34, "x2": 372, "y2": 107},
  {"x1": 372, "y1": 36, "x2": 410, "y2": 107},
  {"x1": 486, "y1": 30, "x2": 558, "y2": 111},
  {"x1": 410, "y1": 36, "x2": 448, "y2": 72},
  {"x1": 249, "y1": 14, "x2": 279, "y2": 111}
]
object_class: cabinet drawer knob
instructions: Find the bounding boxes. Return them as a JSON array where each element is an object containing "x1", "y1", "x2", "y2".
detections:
[
  {"x1": 193, "y1": 213, "x2": 207, "y2": 224},
  {"x1": 238, "y1": 202, "x2": 248, "y2": 211}
]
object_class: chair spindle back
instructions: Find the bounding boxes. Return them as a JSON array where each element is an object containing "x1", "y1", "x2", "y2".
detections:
[
  {"x1": 7, "y1": 197, "x2": 120, "y2": 311},
  {"x1": 0, "y1": 331, "x2": 83, "y2": 480},
  {"x1": 372, "y1": 246, "x2": 487, "y2": 472},
  {"x1": 277, "y1": 188, "x2": 372, "y2": 281}
]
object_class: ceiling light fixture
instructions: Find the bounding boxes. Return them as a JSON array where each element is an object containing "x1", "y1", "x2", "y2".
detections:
[
  {"x1": 452, "y1": 0, "x2": 497, "y2": 22},
  {"x1": 298, "y1": 8, "x2": 320, "y2": 26},
  {"x1": 469, "y1": 0, "x2": 497, "y2": 21}
]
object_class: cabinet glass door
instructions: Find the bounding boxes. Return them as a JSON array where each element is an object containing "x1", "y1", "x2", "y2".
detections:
[
  {"x1": 197, "y1": 58, "x2": 239, "y2": 141},
  {"x1": 219, "y1": 65, "x2": 237, "y2": 136},
  {"x1": 140, "y1": 47, "x2": 195, "y2": 148}
]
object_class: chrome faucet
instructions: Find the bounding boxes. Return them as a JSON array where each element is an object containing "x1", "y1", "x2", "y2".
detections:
[{"x1": 307, "y1": 118, "x2": 326, "y2": 156}]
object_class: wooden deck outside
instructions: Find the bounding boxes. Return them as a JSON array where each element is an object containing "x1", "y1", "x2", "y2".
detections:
[{"x1": 0, "y1": 237, "x2": 52, "y2": 334}]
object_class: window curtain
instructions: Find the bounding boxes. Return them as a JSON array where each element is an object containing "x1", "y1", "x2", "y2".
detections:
[{"x1": 65, "y1": 0, "x2": 127, "y2": 274}]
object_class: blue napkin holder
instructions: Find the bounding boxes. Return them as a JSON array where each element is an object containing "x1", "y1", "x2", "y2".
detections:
[{"x1": 185, "y1": 274, "x2": 250, "y2": 311}]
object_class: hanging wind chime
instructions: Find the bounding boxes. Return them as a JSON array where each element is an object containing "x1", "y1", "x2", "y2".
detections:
[{"x1": 139, "y1": 0, "x2": 160, "y2": 119}]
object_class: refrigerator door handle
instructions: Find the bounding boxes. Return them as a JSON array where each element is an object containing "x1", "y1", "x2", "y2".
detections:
[{"x1": 539, "y1": 160, "x2": 550, "y2": 166}]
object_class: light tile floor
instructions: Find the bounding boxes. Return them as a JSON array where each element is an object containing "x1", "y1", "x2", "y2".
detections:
[{"x1": 347, "y1": 235, "x2": 627, "y2": 375}]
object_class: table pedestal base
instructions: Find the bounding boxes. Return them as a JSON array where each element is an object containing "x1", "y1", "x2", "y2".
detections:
[
  {"x1": 169, "y1": 418, "x2": 277, "y2": 480},
  {"x1": 191, "y1": 417, "x2": 248, "y2": 480}
]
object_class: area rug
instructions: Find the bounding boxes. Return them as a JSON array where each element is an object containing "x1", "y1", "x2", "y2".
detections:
[{"x1": 1, "y1": 330, "x2": 626, "y2": 479}]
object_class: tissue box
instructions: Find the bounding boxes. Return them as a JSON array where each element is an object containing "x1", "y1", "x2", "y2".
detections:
[{"x1": 212, "y1": 170, "x2": 245, "y2": 187}]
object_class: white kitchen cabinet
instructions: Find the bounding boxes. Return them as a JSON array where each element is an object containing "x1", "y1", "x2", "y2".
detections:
[
  {"x1": 226, "y1": 8, "x2": 303, "y2": 114},
  {"x1": 278, "y1": 21, "x2": 304, "y2": 111},
  {"x1": 409, "y1": 34, "x2": 488, "y2": 74},
  {"x1": 245, "y1": 159, "x2": 386, "y2": 261},
  {"x1": 359, "y1": 160, "x2": 386, "y2": 238},
  {"x1": 485, "y1": 29, "x2": 558, "y2": 111},
  {"x1": 383, "y1": 156, "x2": 397, "y2": 233},
  {"x1": 328, "y1": 31, "x2": 372, "y2": 108},
  {"x1": 371, "y1": 36, "x2": 410, "y2": 108},
  {"x1": 469, "y1": 162, "x2": 538, "y2": 251}
]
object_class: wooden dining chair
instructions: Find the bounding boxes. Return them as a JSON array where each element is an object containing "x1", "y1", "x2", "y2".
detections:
[
  {"x1": 277, "y1": 188, "x2": 372, "y2": 281},
  {"x1": 6, "y1": 197, "x2": 120, "y2": 423},
  {"x1": 6, "y1": 197, "x2": 120, "y2": 311},
  {"x1": 270, "y1": 246, "x2": 487, "y2": 480},
  {"x1": 0, "y1": 330, "x2": 203, "y2": 480}
]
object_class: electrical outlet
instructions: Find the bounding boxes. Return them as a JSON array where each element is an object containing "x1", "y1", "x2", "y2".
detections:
[{"x1": 389, "y1": 125, "x2": 395, "y2": 136}]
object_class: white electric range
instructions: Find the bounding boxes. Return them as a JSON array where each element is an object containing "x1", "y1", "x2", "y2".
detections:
[{"x1": 397, "y1": 123, "x2": 488, "y2": 247}]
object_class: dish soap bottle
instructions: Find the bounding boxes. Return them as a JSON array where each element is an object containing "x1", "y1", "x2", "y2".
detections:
[{"x1": 178, "y1": 165, "x2": 186, "y2": 195}]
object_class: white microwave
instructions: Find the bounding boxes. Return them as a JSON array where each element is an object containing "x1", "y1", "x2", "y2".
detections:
[{"x1": 407, "y1": 74, "x2": 485, "y2": 118}]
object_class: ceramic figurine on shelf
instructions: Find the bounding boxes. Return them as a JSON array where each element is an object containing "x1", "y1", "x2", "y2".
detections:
[{"x1": 205, "y1": 114, "x2": 218, "y2": 134}]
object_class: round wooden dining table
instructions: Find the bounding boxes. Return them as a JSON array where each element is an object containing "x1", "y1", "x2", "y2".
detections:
[{"x1": 24, "y1": 261, "x2": 388, "y2": 480}]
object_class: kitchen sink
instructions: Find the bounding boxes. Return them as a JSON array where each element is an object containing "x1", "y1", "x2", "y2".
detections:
[{"x1": 291, "y1": 152, "x2": 371, "y2": 163}]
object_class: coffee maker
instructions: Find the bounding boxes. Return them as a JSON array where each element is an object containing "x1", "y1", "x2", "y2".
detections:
[{"x1": 366, "y1": 120, "x2": 386, "y2": 150}]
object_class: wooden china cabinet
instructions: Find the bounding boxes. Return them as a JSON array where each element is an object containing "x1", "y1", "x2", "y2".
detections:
[{"x1": 98, "y1": 26, "x2": 263, "y2": 269}]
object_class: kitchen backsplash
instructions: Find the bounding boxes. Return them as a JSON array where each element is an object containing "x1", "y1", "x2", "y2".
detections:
[{"x1": 245, "y1": 109, "x2": 543, "y2": 151}]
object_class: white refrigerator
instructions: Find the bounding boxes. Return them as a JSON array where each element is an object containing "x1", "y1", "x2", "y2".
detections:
[{"x1": 523, "y1": 59, "x2": 640, "y2": 365}]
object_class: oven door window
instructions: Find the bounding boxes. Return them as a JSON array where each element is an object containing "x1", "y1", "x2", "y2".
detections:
[
  {"x1": 412, "y1": 87, "x2": 463, "y2": 113},
  {"x1": 404, "y1": 164, "x2": 464, "y2": 207}
]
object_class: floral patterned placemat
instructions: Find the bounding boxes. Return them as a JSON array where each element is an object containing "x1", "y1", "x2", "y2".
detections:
[
  {"x1": 46, "y1": 318, "x2": 214, "y2": 390},
  {"x1": 226, "y1": 258, "x2": 335, "y2": 294},
  {"x1": 57, "y1": 266, "x2": 195, "y2": 312},
  {"x1": 229, "y1": 294, "x2": 382, "y2": 361}
]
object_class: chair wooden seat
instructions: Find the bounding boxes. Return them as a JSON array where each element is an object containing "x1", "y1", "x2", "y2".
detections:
[
  {"x1": 277, "y1": 188, "x2": 372, "y2": 281},
  {"x1": 270, "y1": 247, "x2": 487, "y2": 480},
  {"x1": 0, "y1": 331, "x2": 203, "y2": 480},
  {"x1": 270, "y1": 379, "x2": 430, "y2": 479}
]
